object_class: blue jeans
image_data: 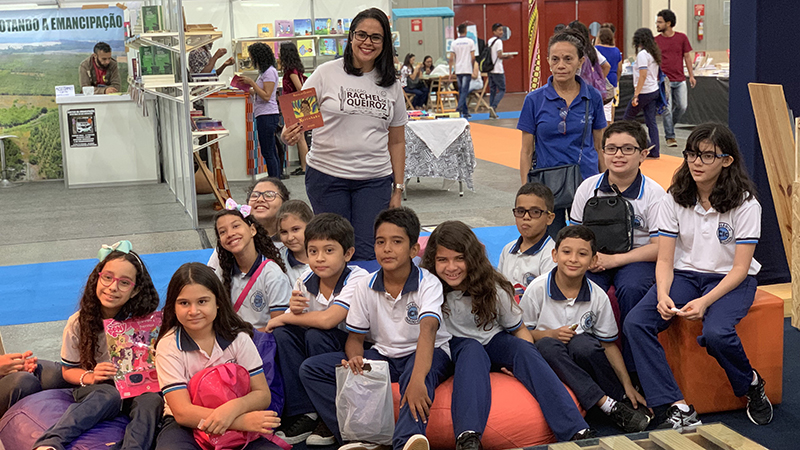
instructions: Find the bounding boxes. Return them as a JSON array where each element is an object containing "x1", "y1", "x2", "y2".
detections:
[
  {"x1": 623, "y1": 90, "x2": 660, "y2": 157},
  {"x1": 0, "y1": 359, "x2": 71, "y2": 417},
  {"x1": 304, "y1": 166, "x2": 393, "y2": 260},
  {"x1": 457, "y1": 74, "x2": 472, "y2": 117},
  {"x1": 450, "y1": 333, "x2": 588, "y2": 441},
  {"x1": 404, "y1": 86, "x2": 429, "y2": 109},
  {"x1": 661, "y1": 80, "x2": 688, "y2": 139},
  {"x1": 488, "y1": 73, "x2": 506, "y2": 109},
  {"x1": 156, "y1": 415, "x2": 283, "y2": 450},
  {"x1": 256, "y1": 114, "x2": 281, "y2": 177},
  {"x1": 624, "y1": 271, "x2": 757, "y2": 407},
  {"x1": 34, "y1": 383, "x2": 163, "y2": 450}
]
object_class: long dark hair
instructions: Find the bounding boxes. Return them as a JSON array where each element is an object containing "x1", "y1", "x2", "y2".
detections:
[
  {"x1": 214, "y1": 209, "x2": 286, "y2": 296},
  {"x1": 247, "y1": 176, "x2": 289, "y2": 203},
  {"x1": 421, "y1": 221, "x2": 517, "y2": 331},
  {"x1": 279, "y1": 42, "x2": 304, "y2": 74},
  {"x1": 344, "y1": 7, "x2": 396, "y2": 88},
  {"x1": 669, "y1": 123, "x2": 757, "y2": 213},
  {"x1": 632, "y1": 28, "x2": 661, "y2": 65},
  {"x1": 567, "y1": 21, "x2": 598, "y2": 65},
  {"x1": 249, "y1": 42, "x2": 276, "y2": 74},
  {"x1": 78, "y1": 251, "x2": 159, "y2": 369},
  {"x1": 402, "y1": 53, "x2": 415, "y2": 71},
  {"x1": 157, "y1": 263, "x2": 253, "y2": 346}
]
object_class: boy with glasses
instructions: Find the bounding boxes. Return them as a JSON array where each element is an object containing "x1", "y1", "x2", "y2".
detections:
[
  {"x1": 569, "y1": 120, "x2": 665, "y2": 371},
  {"x1": 498, "y1": 183, "x2": 558, "y2": 300}
]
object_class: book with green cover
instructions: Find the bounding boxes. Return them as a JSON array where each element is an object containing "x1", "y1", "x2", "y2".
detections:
[{"x1": 141, "y1": 5, "x2": 164, "y2": 33}]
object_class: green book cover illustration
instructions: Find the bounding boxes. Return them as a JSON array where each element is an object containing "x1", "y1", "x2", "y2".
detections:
[{"x1": 141, "y1": 5, "x2": 163, "y2": 33}]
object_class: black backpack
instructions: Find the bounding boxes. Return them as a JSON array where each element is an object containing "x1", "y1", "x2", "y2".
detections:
[
  {"x1": 582, "y1": 184, "x2": 634, "y2": 254},
  {"x1": 478, "y1": 37, "x2": 499, "y2": 73}
]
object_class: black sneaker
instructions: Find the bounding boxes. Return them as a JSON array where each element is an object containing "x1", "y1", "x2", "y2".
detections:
[
  {"x1": 307, "y1": 420, "x2": 336, "y2": 446},
  {"x1": 609, "y1": 400, "x2": 651, "y2": 433},
  {"x1": 570, "y1": 428, "x2": 597, "y2": 441},
  {"x1": 746, "y1": 370, "x2": 773, "y2": 425},
  {"x1": 657, "y1": 405, "x2": 702, "y2": 430},
  {"x1": 275, "y1": 414, "x2": 318, "y2": 444},
  {"x1": 291, "y1": 167, "x2": 306, "y2": 176},
  {"x1": 455, "y1": 431, "x2": 482, "y2": 450}
]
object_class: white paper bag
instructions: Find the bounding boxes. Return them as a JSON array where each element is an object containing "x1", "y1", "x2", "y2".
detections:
[{"x1": 335, "y1": 359, "x2": 394, "y2": 445}]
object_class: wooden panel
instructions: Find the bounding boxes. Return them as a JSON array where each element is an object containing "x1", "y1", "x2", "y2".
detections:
[
  {"x1": 548, "y1": 443, "x2": 583, "y2": 450},
  {"x1": 697, "y1": 424, "x2": 769, "y2": 450},
  {"x1": 649, "y1": 429, "x2": 706, "y2": 450},
  {"x1": 600, "y1": 435, "x2": 644, "y2": 450},
  {"x1": 795, "y1": 118, "x2": 800, "y2": 329},
  {"x1": 748, "y1": 83, "x2": 794, "y2": 268}
]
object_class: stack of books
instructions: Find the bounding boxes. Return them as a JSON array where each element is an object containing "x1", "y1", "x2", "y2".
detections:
[
  {"x1": 190, "y1": 111, "x2": 226, "y2": 132},
  {"x1": 138, "y1": 45, "x2": 174, "y2": 86}
]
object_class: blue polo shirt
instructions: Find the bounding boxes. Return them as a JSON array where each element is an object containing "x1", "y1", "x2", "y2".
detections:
[{"x1": 517, "y1": 75, "x2": 607, "y2": 180}]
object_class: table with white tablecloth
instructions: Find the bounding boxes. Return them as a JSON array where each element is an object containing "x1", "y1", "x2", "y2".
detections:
[{"x1": 404, "y1": 118, "x2": 476, "y2": 197}]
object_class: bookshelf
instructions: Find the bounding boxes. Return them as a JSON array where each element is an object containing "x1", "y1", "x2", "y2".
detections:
[
  {"x1": 126, "y1": 31, "x2": 223, "y2": 53},
  {"x1": 232, "y1": 35, "x2": 342, "y2": 74},
  {"x1": 192, "y1": 130, "x2": 230, "y2": 153}
]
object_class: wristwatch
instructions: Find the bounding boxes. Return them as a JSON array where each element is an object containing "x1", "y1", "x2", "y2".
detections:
[{"x1": 394, "y1": 183, "x2": 405, "y2": 192}]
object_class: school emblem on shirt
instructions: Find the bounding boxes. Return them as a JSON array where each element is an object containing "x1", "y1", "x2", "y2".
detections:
[
  {"x1": 523, "y1": 272, "x2": 536, "y2": 287},
  {"x1": 513, "y1": 283, "x2": 526, "y2": 304},
  {"x1": 717, "y1": 222, "x2": 734, "y2": 244},
  {"x1": 405, "y1": 302, "x2": 420, "y2": 325},
  {"x1": 633, "y1": 214, "x2": 645, "y2": 230},
  {"x1": 338, "y1": 86, "x2": 391, "y2": 120},
  {"x1": 579, "y1": 311, "x2": 596, "y2": 332},
  {"x1": 251, "y1": 290, "x2": 266, "y2": 312}
]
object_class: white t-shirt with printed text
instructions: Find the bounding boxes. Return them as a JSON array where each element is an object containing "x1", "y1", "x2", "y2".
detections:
[{"x1": 452, "y1": 36, "x2": 476, "y2": 75}]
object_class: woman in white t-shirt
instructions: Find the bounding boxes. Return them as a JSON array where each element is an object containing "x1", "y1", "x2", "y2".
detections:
[
  {"x1": 401, "y1": 53, "x2": 428, "y2": 109},
  {"x1": 280, "y1": 8, "x2": 407, "y2": 260},
  {"x1": 623, "y1": 28, "x2": 662, "y2": 158}
]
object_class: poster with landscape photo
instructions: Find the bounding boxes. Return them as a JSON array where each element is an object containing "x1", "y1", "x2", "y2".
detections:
[{"x1": 0, "y1": 7, "x2": 127, "y2": 181}]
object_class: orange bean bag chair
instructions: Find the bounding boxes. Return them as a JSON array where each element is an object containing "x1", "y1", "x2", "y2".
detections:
[
  {"x1": 659, "y1": 288, "x2": 784, "y2": 414},
  {"x1": 390, "y1": 373, "x2": 584, "y2": 450}
]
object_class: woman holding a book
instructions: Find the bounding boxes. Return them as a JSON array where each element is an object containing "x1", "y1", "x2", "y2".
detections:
[
  {"x1": 241, "y1": 43, "x2": 283, "y2": 179},
  {"x1": 280, "y1": 7, "x2": 407, "y2": 260}
]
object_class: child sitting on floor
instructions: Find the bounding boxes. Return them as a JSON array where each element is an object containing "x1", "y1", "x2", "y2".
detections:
[
  {"x1": 519, "y1": 226, "x2": 651, "y2": 433},
  {"x1": 277, "y1": 200, "x2": 313, "y2": 286}
]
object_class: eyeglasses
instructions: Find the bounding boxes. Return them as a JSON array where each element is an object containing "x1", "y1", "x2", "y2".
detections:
[
  {"x1": 98, "y1": 271, "x2": 136, "y2": 292},
  {"x1": 351, "y1": 30, "x2": 384, "y2": 45},
  {"x1": 249, "y1": 190, "x2": 281, "y2": 202},
  {"x1": 683, "y1": 150, "x2": 730, "y2": 164},
  {"x1": 603, "y1": 145, "x2": 641, "y2": 155},
  {"x1": 512, "y1": 207, "x2": 551, "y2": 219},
  {"x1": 557, "y1": 106, "x2": 569, "y2": 134}
]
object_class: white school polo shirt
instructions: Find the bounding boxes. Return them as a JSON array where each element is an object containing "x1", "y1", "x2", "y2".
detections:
[
  {"x1": 230, "y1": 254, "x2": 291, "y2": 329},
  {"x1": 155, "y1": 327, "x2": 264, "y2": 417},
  {"x1": 657, "y1": 194, "x2": 762, "y2": 275},
  {"x1": 519, "y1": 268, "x2": 618, "y2": 342},
  {"x1": 207, "y1": 236, "x2": 285, "y2": 278},
  {"x1": 345, "y1": 265, "x2": 451, "y2": 358},
  {"x1": 498, "y1": 234, "x2": 557, "y2": 299},
  {"x1": 570, "y1": 170, "x2": 665, "y2": 249},
  {"x1": 443, "y1": 286, "x2": 523, "y2": 346},
  {"x1": 287, "y1": 265, "x2": 369, "y2": 332},
  {"x1": 281, "y1": 246, "x2": 310, "y2": 287},
  {"x1": 61, "y1": 311, "x2": 114, "y2": 368}
]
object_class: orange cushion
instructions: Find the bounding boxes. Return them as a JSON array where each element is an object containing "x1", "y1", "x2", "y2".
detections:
[
  {"x1": 659, "y1": 289, "x2": 784, "y2": 414},
  {"x1": 391, "y1": 373, "x2": 584, "y2": 450}
]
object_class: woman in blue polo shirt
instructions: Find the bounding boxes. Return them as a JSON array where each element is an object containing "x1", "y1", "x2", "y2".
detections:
[{"x1": 518, "y1": 29, "x2": 607, "y2": 237}]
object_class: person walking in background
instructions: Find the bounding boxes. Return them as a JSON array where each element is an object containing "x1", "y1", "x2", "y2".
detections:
[
  {"x1": 655, "y1": 9, "x2": 696, "y2": 147},
  {"x1": 567, "y1": 22, "x2": 611, "y2": 94},
  {"x1": 623, "y1": 28, "x2": 662, "y2": 159},
  {"x1": 451, "y1": 23, "x2": 476, "y2": 119},
  {"x1": 487, "y1": 23, "x2": 515, "y2": 119},
  {"x1": 594, "y1": 24, "x2": 622, "y2": 123}
]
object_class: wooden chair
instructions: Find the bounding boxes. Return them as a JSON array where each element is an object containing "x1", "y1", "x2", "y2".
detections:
[
  {"x1": 404, "y1": 91, "x2": 415, "y2": 110},
  {"x1": 468, "y1": 74, "x2": 492, "y2": 113},
  {"x1": 432, "y1": 75, "x2": 459, "y2": 113}
]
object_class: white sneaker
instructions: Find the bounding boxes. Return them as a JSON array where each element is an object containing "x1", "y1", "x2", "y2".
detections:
[
  {"x1": 488, "y1": 107, "x2": 498, "y2": 119},
  {"x1": 402, "y1": 435, "x2": 430, "y2": 450},
  {"x1": 339, "y1": 443, "x2": 391, "y2": 450}
]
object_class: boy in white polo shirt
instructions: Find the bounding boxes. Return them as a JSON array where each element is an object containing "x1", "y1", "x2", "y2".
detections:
[
  {"x1": 299, "y1": 207, "x2": 451, "y2": 450},
  {"x1": 569, "y1": 120, "x2": 665, "y2": 369},
  {"x1": 267, "y1": 213, "x2": 369, "y2": 446},
  {"x1": 498, "y1": 182, "x2": 557, "y2": 300},
  {"x1": 520, "y1": 225, "x2": 651, "y2": 433}
]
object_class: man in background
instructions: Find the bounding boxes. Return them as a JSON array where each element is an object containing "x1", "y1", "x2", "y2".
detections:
[
  {"x1": 655, "y1": 9, "x2": 696, "y2": 147},
  {"x1": 451, "y1": 23, "x2": 475, "y2": 119},
  {"x1": 487, "y1": 23, "x2": 515, "y2": 118},
  {"x1": 79, "y1": 42, "x2": 121, "y2": 94}
]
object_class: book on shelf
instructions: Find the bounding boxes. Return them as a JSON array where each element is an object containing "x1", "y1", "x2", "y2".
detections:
[
  {"x1": 294, "y1": 19, "x2": 312, "y2": 36},
  {"x1": 297, "y1": 39, "x2": 315, "y2": 57},
  {"x1": 138, "y1": 45, "x2": 174, "y2": 85},
  {"x1": 104, "y1": 312, "x2": 162, "y2": 399},
  {"x1": 140, "y1": 5, "x2": 164, "y2": 33},
  {"x1": 191, "y1": 72, "x2": 219, "y2": 83},
  {"x1": 319, "y1": 38, "x2": 336, "y2": 56},
  {"x1": 341, "y1": 18, "x2": 351, "y2": 33},
  {"x1": 315, "y1": 18, "x2": 331, "y2": 35},
  {"x1": 257, "y1": 23, "x2": 274, "y2": 37},
  {"x1": 275, "y1": 20, "x2": 293, "y2": 37},
  {"x1": 279, "y1": 88, "x2": 323, "y2": 131},
  {"x1": 337, "y1": 38, "x2": 348, "y2": 56}
]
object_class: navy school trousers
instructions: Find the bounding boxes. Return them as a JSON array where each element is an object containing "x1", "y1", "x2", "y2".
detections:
[
  {"x1": 273, "y1": 325, "x2": 349, "y2": 417},
  {"x1": 299, "y1": 348, "x2": 451, "y2": 450},
  {"x1": 535, "y1": 333, "x2": 626, "y2": 411},
  {"x1": 623, "y1": 270, "x2": 757, "y2": 408},
  {"x1": 587, "y1": 261, "x2": 656, "y2": 370},
  {"x1": 450, "y1": 333, "x2": 588, "y2": 442},
  {"x1": 156, "y1": 415, "x2": 283, "y2": 450}
]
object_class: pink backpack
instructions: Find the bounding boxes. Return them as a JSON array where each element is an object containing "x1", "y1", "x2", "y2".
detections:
[{"x1": 188, "y1": 363, "x2": 291, "y2": 450}]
